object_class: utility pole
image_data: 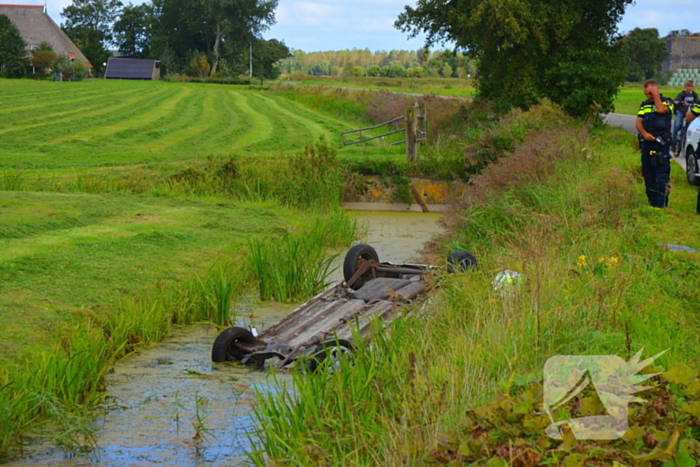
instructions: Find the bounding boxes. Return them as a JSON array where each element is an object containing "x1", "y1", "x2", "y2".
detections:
[{"x1": 249, "y1": 43, "x2": 252, "y2": 78}]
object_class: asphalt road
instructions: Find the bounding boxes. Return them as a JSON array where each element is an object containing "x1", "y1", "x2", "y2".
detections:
[{"x1": 603, "y1": 113, "x2": 637, "y2": 134}]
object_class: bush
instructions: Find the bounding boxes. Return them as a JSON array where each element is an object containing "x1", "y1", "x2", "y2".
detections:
[{"x1": 53, "y1": 55, "x2": 88, "y2": 81}]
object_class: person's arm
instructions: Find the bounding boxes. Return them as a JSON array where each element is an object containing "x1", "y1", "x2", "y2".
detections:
[
  {"x1": 674, "y1": 91, "x2": 685, "y2": 106},
  {"x1": 650, "y1": 87, "x2": 669, "y2": 113},
  {"x1": 637, "y1": 116, "x2": 655, "y2": 141}
]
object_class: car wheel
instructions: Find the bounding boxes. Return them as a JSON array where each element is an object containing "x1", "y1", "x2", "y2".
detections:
[
  {"x1": 343, "y1": 244, "x2": 379, "y2": 289},
  {"x1": 686, "y1": 147, "x2": 699, "y2": 186},
  {"x1": 447, "y1": 251, "x2": 478, "y2": 273},
  {"x1": 211, "y1": 327, "x2": 257, "y2": 362},
  {"x1": 306, "y1": 339, "x2": 353, "y2": 373}
]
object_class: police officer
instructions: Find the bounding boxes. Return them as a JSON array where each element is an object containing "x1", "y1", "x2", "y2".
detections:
[
  {"x1": 685, "y1": 101, "x2": 700, "y2": 213},
  {"x1": 636, "y1": 80, "x2": 674, "y2": 208}
]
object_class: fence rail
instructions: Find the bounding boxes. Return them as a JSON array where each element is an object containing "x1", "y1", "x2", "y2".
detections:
[{"x1": 341, "y1": 116, "x2": 406, "y2": 146}]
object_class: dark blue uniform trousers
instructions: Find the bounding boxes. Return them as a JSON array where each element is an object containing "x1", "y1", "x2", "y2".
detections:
[{"x1": 640, "y1": 141, "x2": 671, "y2": 208}]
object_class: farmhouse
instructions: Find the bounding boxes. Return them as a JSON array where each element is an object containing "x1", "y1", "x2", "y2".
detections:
[
  {"x1": 104, "y1": 57, "x2": 161, "y2": 80},
  {"x1": 0, "y1": 3, "x2": 91, "y2": 69}
]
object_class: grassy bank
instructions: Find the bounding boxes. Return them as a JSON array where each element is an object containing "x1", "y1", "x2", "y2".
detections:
[{"x1": 251, "y1": 104, "x2": 700, "y2": 465}]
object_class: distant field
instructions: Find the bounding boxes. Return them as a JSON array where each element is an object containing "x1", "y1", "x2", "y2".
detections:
[{"x1": 0, "y1": 80, "x2": 364, "y2": 171}]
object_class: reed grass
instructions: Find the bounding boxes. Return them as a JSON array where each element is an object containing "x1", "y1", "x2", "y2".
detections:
[
  {"x1": 247, "y1": 209, "x2": 357, "y2": 302},
  {"x1": 247, "y1": 233, "x2": 336, "y2": 303}
]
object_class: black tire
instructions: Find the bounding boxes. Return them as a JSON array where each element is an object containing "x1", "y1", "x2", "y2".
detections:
[
  {"x1": 447, "y1": 251, "x2": 478, "y2": 273},
  {"x1": 306, "y1": 339, "x2": 353, "y2": 373},
  {"x1": 687, "y1": 147, "x2": 700, "y2": 186},
  {"x1": 211, "y1": 327, "x2": 257, "y2": 362},
  {"x1": 343, "y1": 244, "x2": 379, "y2": 289}
]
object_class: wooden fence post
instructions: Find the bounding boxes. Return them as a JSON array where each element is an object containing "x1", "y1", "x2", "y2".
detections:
[
  {"x1": 417, "y1": 101, "x2": 426, "y2": 145},
  {"x1": 406, "y1": 101, "x2": 426, "y2": 163},
  {"x1": 406, "y1": 104, "x2": 417, "y2": 163}
]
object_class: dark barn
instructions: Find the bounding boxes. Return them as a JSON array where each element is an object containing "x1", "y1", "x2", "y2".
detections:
[{"x1": 104, "y1": 58, "x2": 161, "y2": 80}]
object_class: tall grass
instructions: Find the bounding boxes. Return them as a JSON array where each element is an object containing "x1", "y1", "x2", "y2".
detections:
[
  {"x1": 249, "y1": 104, "x2": 700, "y2": 465},
  {"x1": 247, "y1": 210, "x2": 357, "y2": 302}
]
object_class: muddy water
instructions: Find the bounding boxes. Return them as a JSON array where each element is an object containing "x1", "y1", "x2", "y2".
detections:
[{"x1": 9, "y1": 211, "x2": 443, "y2": 467}]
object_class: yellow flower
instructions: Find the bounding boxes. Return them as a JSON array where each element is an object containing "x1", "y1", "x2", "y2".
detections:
[
  {"x1": 606, "y1": 257, "x2": 619, "y2": 267},
  {"x1": 598, "y1": 257, "x2": 606, "y2": 263},
  {"x1": 577, "y1": 255, "x2": 587, "y2": 267}
]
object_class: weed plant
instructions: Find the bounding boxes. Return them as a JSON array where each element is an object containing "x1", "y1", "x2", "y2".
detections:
[{"x1": 250, "y1": 104, "x2": 700, "y2": 465}]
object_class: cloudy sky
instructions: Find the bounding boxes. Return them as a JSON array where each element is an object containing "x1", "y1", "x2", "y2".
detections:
[{"x1": 35, "y1": 0, "x2": 700, "y2": 52}]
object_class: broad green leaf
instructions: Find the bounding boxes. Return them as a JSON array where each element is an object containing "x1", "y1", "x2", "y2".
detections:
[
  {"x1": 663, "y1": 363, "x2": 697, "y2": 385},
  {"x1": 686, "y1": 379, "x2": 700, "y2": 397},
  {"x1": 682, "y1": 401, "x2": 700, "y2": 417},
  {"x1": 621, "y1": 424, "x2": 645, "y2": 443},
  {"x1": 486, "y1": 457, "x2": 507, "y2": 467},
  {"x1": 661, "y1": 451, "x2": 696, "y2": 467}
]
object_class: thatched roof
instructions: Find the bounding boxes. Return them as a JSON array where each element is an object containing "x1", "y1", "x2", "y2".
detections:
[{"x1": 0, "y1": 4, "x2": 91, "y2": 67}]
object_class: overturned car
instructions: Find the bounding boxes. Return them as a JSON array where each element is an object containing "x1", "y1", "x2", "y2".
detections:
[{"x1": 211, "y1": 244, "x2": 476, "y2": 371}]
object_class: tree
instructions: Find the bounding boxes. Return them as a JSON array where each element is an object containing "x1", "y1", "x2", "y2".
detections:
[
  {"x1": 441, "y1": 62, "x2": 453, "y2": 78},
  {"x1": 113, "y1": 2, "x2": 154, "y2": 58},
  {"x1": 668, "y1": 29, "x2": 693, "y2": 37},
  {"x1": 61, "y1": 0, "x2": 123, "y2": 75},
  {"x1": 54, "y1": 54, "x2": 89, "y2": 81},
  {"x1": 365, "y1": 65, "x2": 381, "y2": 77},
  {"x1": 152, "y1": 0, "x2": 277, "y2": 77},
  {"x1": 342, "y1": 61, "x2": 355, "y2": 77},
  {"x1": 250, "y1": 38, "x2": 289, "y2": 84},
  {"x1": 0, "y1": 14, "x2": 28, "y2": 78},
  {"x1": 189, "y1": 50, "x2": 209, "y2": 77},
  {"x1": 396, "y1": 0, "x2": 632, "y2": 117},
  {"x1": 620, "y1": 28, "x2": 669, "y2": 82},
  {"x1": 32, "y1": 44, "x2": 58, "y2": 74}
]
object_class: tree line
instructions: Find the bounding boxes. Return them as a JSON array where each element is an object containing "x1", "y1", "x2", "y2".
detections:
[{"x1": 279, "y1": 48, "x2": 476, "y2": 79}]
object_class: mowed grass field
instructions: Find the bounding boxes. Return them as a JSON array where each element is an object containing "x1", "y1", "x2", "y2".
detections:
[{"x1": 0, "y1": 79, "x2": 363, "y2": 171}]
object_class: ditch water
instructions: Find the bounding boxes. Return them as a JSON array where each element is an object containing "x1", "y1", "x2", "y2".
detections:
[{"x1": 9, "y1": 210, "x2": 444, "y2": 467}]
